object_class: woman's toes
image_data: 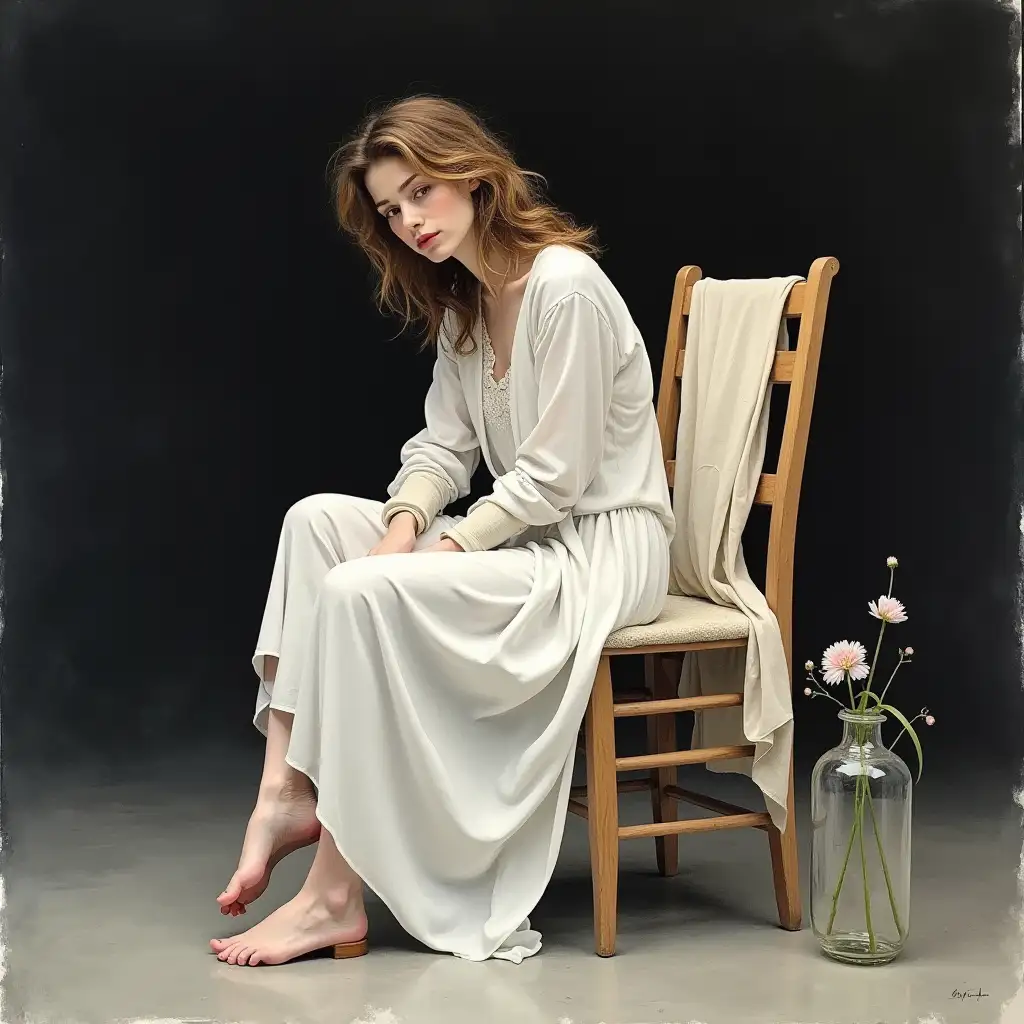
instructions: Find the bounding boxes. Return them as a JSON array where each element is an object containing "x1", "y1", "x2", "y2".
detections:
[
  {"x1": 217, "y1": 881, "x2": 242, "y2": 907},
  {"x1": 220, "y1": 943, "x2": 242, "y2": 964}
]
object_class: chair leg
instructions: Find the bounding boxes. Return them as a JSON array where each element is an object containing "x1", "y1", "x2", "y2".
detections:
[
  {"x1": 645, "y1": 654, "x2": 679, "y2": 877},
  {"x1": 767, "y1": 751, "x2": 802, "y2": 930},
  {"x1": 586, "y1": 655, "x2": 619, "y2": 956}
]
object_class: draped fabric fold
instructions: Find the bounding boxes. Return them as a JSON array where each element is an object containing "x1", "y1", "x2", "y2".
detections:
[{"x1": 669, "y1": 276, "x2": 802, "y2": 831}]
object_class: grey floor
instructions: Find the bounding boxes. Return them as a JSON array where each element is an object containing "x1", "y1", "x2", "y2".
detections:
[{"x1": 4, "y1": 746, "x2": 1022, "y2": 1024}]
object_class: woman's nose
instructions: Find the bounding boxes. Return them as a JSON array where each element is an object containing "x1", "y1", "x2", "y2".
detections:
[{"x1": 404, "y1": 205, "x2": 423, "y2": 232}]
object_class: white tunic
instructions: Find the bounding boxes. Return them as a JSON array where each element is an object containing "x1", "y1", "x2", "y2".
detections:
[{"x1": 252, "y1": 245, "x2": 674, "y2": 962}]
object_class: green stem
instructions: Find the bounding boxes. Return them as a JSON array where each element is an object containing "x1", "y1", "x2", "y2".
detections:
[
  {"x1": 864, "y1": 786, "x2": 905, "y2": 939},
  {"x1": 859, "y1": 622, "x2": 887, "y2": 710},
  {"x1": 857, "y1": 733, "x2": 876, "y2": 952},
  {"x1": 889, "y1": 714, "x2": 922, "y2": 753},
  {"x1": 810, "y1": 674, "x2": 846, "y2": 708},
  {"x1": 846, "y1": 673, "x2": 856, "y2": 710},
  {"x1": 876, "y1": 654, "x2": 905, "y2": 707},
  {"x1": 826, "y1": 727, "x2": 870, "y2": 932},
  {"x1": 826, "y1": 774, "x2": 862, "y2": 935}
]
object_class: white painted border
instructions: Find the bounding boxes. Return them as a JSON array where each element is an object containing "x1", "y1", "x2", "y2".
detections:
[
  {"x1": 1, "y1": 5, "x2": 1020, "y2": 1024},
  {"x1": 1011, "y1": 0, "x2": 1024, "y2": 1020}
]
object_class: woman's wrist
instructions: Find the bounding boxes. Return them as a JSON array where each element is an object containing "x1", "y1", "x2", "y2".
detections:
[
  {"x1": 382, "y1": 473, "x2": 448, "y2": 535},
  {"x1": 388, "y1": 510, "x2": 419, "y2": 535}
]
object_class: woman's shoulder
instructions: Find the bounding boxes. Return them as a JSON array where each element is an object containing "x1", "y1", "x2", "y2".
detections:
[
  {"x1": 530, "y1": 244, "x2": 606, "y2": 290},
  {"x1": 527, "y1": 245, "x2": 623, "y2": 321}
]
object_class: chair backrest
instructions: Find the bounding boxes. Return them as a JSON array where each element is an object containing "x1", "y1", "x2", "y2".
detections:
[{"x1": 654, "y1": 256, "x2": 840, "y2": 669}]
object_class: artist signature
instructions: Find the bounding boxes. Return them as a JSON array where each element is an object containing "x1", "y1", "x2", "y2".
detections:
[{"x1": 951, "y1": 987, "x2": 990, "y2": 1001}]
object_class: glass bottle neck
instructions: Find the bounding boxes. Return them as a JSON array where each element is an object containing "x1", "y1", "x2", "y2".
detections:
[{"x1": 839, "y1": 716, "x2": 885, "y2": 750}]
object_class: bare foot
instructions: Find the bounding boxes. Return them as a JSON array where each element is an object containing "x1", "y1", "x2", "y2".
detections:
[
  {"x1": 210, "y1": 885, "x2": 368, "y2": 966},
  {"x1": 217, "y1": 782, "x2": 321, "y2": 917}
]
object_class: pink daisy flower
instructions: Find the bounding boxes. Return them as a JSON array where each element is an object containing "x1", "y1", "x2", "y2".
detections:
[
  {"x1": 869, "y1": 595, "x2": 908, "y2": 624},
  {"x1": 821, "y1": 640, "x2": 870, "y2": 686}
]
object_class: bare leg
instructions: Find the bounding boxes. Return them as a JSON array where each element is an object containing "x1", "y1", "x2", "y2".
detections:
[
  {"x1": 217, "y1": 659, "x2": 322, "y2": 917},
  {"x1": 210, "y1": 827, "x2": 368, "y2": 966}
]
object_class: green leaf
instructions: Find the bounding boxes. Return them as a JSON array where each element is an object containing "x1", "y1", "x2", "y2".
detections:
[{"x1": 879, "y1": 703, "x2": 924, "y2": 783}]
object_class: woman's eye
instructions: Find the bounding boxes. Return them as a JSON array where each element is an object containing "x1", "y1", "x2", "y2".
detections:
[{"x1": 382, "y1": 185, "x2": 429, "y2": 218}]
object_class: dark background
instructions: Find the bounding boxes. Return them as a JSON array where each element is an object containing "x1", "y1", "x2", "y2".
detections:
[{"x1": 0, "y1": 0, "x2": 1020, "y2": 779}]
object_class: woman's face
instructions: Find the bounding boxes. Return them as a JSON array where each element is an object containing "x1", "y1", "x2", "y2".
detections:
[{"x1": 365, "y1": 156, "x2": 478, "y2": 264}]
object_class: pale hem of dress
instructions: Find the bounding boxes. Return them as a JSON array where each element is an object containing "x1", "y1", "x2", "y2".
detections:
[
  {"x1": 252, "y1": 652, "x2": 281, "y2": 729},
  {"x1": 251, "y1": 651, "x2": 544, "y2": 962},
  {"x1": 253, "y1": 658, "x2": 548, "y2": 962},
  {"x1": 283, "y1": 749, "x2": 546, "y2": 964}
]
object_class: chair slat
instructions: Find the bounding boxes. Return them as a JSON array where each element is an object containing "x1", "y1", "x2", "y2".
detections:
[
  {"x1": 613, "y1": 692, "x2": 743, "y2": 719},
  {"x1": 567, "y1": 798, "x2": 588, "y2": 819},
  {"x1": 666, "y1": 464, "x2": 776, "y2": 505},
  {"x1": 663, "y1": 784, "x2": 762, "y2": 821},
  {"x1": 618, "y1": 812, "x2": 772, "y2": 839},
  {"x1": 570, "y1": 779, "x2": 650, "y2": 799},
  {"x1": 616, "y1": 743, "x2": 755, "y2": 772},
  {"x1": 755, "y1": 474, "x2": 776, "y2": 504},
  {"x1": 676, "y1": 349, "x2": 797, "y2": 383}
]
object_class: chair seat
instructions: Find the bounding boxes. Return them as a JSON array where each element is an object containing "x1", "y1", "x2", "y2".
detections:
[{"x1": 604, "y1": 593, "x2": 750, "y2": 650}]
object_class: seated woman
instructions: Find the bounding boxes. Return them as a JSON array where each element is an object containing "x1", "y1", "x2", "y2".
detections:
[{"x1": 210, "y1": 94, "x2": 674, "y2": 967}]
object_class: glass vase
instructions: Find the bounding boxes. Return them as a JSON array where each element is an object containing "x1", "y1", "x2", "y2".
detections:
[{"x1": 810, "y1": 709, "x2": 912, "y2": 965}]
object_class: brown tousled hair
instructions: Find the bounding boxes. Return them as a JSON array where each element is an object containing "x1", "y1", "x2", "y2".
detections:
[{"x1": 329, "y1": 94, "x2": 600, "y2": 355}]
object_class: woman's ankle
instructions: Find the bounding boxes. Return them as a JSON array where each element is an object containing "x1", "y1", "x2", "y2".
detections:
[
  {"x1": 310, "y1": 879, "x2": 365, "y2": 918},
  {"x1": 258, "y1": 769, "x2": 313, "y2": 803}
]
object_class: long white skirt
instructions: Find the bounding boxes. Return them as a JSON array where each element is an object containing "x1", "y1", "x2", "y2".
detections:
[{"x1": 252, "y1": 493, "x2": 669, "y2": 963}]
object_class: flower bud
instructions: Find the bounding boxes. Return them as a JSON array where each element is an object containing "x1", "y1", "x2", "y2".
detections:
[
  {"x1": 804, "y1": 660, "x2": 815, "y2": 672},
  {"x1": 803, "y1": 687, "x2": 812, "y2": 696},
  {"x1": 904, "y1": 647, "x2": 914, "y2": 657},
  {"x1": 925, "y1": 715, "x2": 935, "y2": 726},
  {"x1": 887, "y1": 556, "x2": 899, "y2": 568}
]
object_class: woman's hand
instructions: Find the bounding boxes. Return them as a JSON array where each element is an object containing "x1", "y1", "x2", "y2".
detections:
[
  {"x1": 420, "y1": 538, "x2": 465, "y2": 553},
  {"x1": 368, "y1": 512, "x2": 418, "y2": 556}
]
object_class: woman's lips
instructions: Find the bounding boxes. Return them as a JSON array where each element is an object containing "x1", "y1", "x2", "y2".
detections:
[{"x1": 417, "y1": 232, "x2": 440, "y2": 249}]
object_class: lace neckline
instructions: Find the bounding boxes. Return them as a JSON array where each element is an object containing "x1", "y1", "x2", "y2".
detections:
[{"x1": 481, "y1": 314, "x2": 511, "y2": 391}]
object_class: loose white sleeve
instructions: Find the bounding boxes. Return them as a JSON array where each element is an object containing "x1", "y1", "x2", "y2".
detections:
[
  {"x1": 484, "y1": 291, "x2": 618, "y2": 527},
  {"x1": 384, "y1": 339, "x2": 481, "y2": 528}
]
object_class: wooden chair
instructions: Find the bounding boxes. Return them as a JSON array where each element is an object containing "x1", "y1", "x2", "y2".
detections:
[{"x1": 569, "y1": 256, "x2": 840, "y2": 957}]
